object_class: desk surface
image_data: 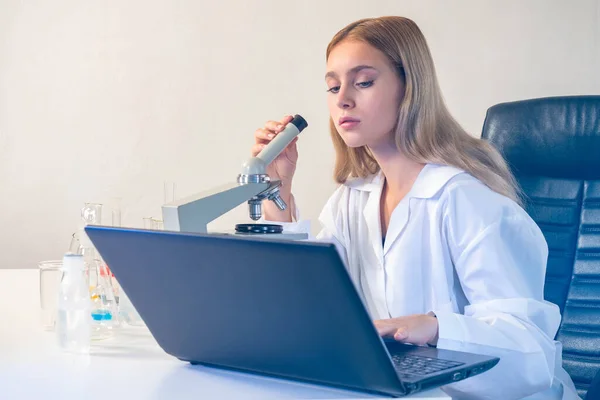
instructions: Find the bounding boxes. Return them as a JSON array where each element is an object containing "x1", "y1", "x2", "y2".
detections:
[{"x1": 0, "y1": 269, "x2": 449, "y2": 399}]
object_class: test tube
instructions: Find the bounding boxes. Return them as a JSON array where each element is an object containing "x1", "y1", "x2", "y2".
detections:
[{"x1": 111, "y1": 198, "x2": 122, "y2": 227}]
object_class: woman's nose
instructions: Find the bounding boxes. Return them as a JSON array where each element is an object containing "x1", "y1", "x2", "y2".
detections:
[{"x1": 337, "y1": 89, "x2": 355, "y2": 109}]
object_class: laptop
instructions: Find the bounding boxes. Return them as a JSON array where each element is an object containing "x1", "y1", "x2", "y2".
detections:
[{"x1": 84, "y1": 225, "x2": 499, "y2": 397}]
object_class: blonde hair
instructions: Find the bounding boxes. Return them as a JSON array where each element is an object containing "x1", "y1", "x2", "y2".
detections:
[{"x1": 326, "y1": 16, "x2": 521, "y2": 204}]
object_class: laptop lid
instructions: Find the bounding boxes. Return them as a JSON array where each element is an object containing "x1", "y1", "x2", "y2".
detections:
[{"x1": 85, "y1": 226, "x2": 407, "y2": 396}]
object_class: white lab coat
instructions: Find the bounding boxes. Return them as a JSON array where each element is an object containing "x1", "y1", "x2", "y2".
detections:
[{"x1": 270, "y1": 163, "x2": 580, "y2": 400}]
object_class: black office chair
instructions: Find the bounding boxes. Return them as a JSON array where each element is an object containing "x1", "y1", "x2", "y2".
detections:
[{"x1": 481, "y1": 95, "x2": 600, "y2": 399}]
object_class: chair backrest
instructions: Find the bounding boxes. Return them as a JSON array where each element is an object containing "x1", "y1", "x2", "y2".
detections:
[{"x1": 482, "y1": 95, "x2": 600, "y2": 399}]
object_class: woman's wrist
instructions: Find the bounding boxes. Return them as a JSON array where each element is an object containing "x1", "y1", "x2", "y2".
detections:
[
  {"x1": 262, "y1": 189, "x2": 293, "y2": 222},
  {"x1": 426, "y1": 312, "x2": 439, "y2": 347}
]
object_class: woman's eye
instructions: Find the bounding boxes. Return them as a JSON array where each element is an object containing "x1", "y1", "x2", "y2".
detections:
[
  {"x1": 327, "y1": 86, "x2": 340, "y2": 94},
  {"x1": 356, "y1": 80, "x2": 374, "y2": 88}
]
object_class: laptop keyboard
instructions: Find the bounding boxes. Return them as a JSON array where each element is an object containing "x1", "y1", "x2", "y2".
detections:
[{"x1": 391, "y1": 354, "x2": 465, "y2": 376}]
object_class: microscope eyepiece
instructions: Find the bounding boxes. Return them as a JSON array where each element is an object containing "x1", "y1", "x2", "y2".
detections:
[{"x1": 290, "y1": 114, "x2": 308, "y2": 132}]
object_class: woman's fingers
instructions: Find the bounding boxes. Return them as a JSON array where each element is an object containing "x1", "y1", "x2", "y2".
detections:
[
  {"x1": 254, "y1": 128, "x2": 275, "y2": 141},
  {"x1": 252, "y1": 115, "x2": 297, "y2": 158},
  {"x1": 251, "y1": 143, "x2": 267, "y2": 157},
  {"x1": 373, "y1": 320, "x2": 399, "y2": 337},
  {"x1": 263, "y1": 115, "x2": 294, "y2": 135}
]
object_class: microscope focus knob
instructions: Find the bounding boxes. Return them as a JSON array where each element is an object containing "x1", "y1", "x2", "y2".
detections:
[{"x1": 270, "y1": 193, "x2": 287, "y2": 211}]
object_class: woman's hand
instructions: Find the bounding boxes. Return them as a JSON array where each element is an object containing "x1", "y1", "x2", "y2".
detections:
[
  {"x1": 251, "y1": 115, "x2": 298, "y2": 185},
  {"x1": 251, "y1": 115, "x2": 299, "y2": 222},
  {"x1": 374, "y1": 314, "x2": 439, "y2": 346}
]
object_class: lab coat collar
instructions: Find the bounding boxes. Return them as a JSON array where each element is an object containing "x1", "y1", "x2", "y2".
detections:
[
  {"x1": 358, "y1": 163, "x2": 465, "y2": 262},
  {"x1": 347, "y1": 163, "x2": 465, "y2": 199}
]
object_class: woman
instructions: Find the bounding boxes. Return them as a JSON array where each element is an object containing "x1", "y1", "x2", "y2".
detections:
[{"x1": 252, "y1": 16, "x2": 578, "y2": 400}]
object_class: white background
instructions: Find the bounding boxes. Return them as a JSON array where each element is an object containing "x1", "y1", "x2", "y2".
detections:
[{"x1": 1, "y1": 0, "x2": 599, "y2": 268}]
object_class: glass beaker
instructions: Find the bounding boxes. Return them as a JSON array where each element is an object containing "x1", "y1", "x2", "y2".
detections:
[
  {"x1": 81, "y1": 202, "x2": 103, "y2": 225},
  {"x1": 87, "y1": 253, "x2": 119, "y2": 339},
  {"x1": 76, "y1": 203, "x2": 120, "y2": 338},
  {"x1": 39, "y1": 260, "x2": 63, "y2": 331}
]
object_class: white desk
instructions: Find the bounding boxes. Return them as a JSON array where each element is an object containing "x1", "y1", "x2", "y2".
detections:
[{"x1": 0, "y1": 269, "x2": 449, "y2": 399}]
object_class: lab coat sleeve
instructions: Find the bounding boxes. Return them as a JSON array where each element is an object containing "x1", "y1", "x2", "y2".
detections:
[
  {"x1": 259, "y1": 193, "x2": 312, "y2": 234},
  {"x1": 434, "y1": 192, "x2": 562, "y2": 399}
]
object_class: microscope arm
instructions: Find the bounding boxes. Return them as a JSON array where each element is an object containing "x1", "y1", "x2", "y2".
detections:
[{"x1": 162, "y1": 181, "x2": 269, "y2": 233}]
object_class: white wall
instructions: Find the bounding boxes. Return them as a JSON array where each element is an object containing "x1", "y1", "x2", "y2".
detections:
[{"x1": 1, "y1": 0, "x2": 599, "y2": 268}]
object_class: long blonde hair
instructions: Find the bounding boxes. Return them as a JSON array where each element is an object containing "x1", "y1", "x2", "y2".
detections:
[{"x1": 326, "y1": 16, "x2": 521, "y2": 204}]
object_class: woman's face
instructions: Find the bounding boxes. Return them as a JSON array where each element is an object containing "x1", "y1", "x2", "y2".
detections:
[{"x1": 326, "y1": 39, "x2": 405, "y2": 149}]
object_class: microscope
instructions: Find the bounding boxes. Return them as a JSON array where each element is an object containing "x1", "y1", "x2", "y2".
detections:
[{"x1": 162, "y1": 115, "x2": 309, "y2": 240}]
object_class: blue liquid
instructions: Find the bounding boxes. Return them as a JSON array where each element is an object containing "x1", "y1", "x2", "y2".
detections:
[{"x1": 91, "y1": 310, "x2": 112, "y2": 321}]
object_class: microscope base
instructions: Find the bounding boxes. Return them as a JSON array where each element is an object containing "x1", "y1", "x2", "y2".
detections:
[{"x1": 218, "y1": 230, "x2": 308, "y2": 241}]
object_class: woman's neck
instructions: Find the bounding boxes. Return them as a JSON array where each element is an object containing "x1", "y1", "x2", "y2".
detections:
[{"x1": 368, "y1": 142, "x2": 425, "y2": 199}]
